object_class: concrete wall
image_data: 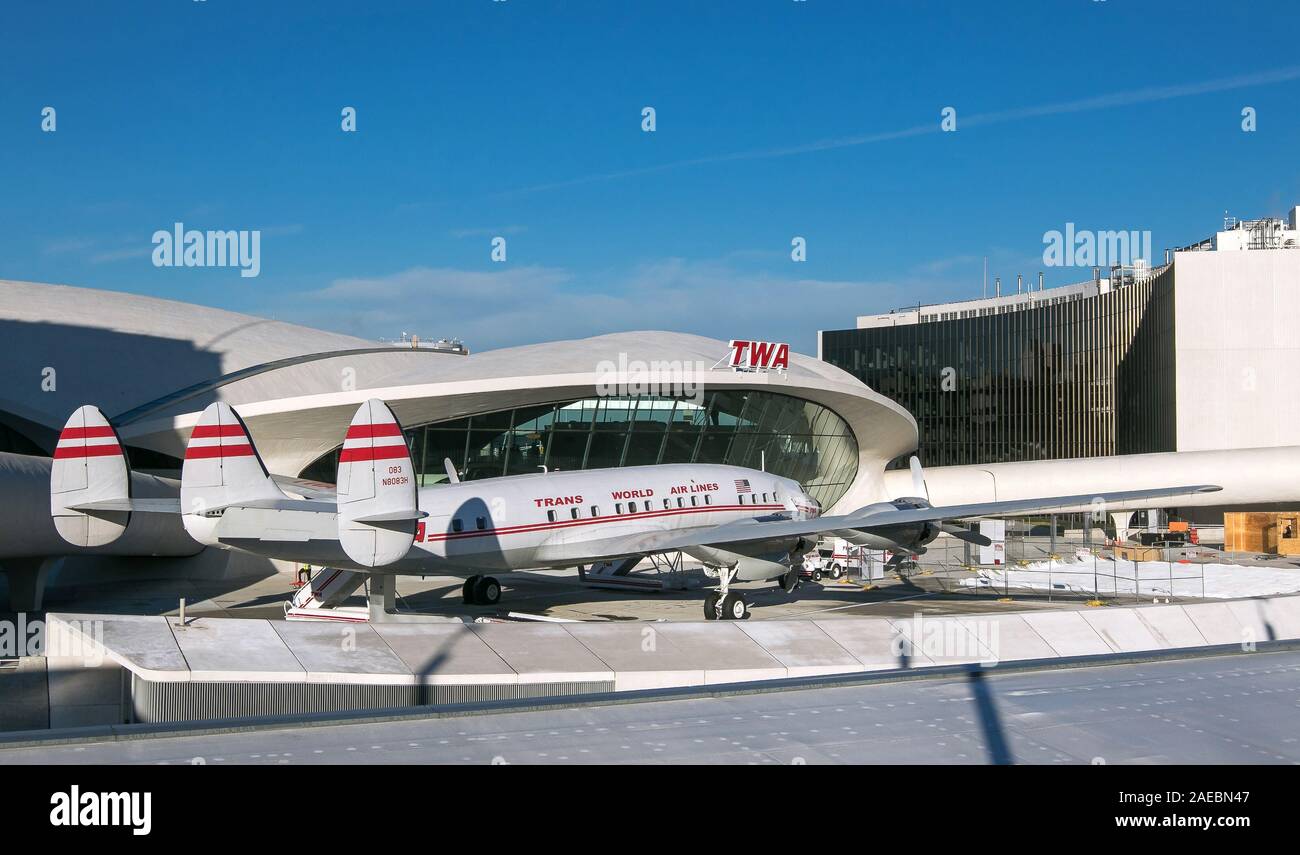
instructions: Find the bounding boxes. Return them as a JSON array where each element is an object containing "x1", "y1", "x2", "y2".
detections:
[
  {"x1": 0, "y1": 658, "x2": 48, "y2": 730},
  {"x1": 37, "y1": 596, "x2": 1300, "y2": 729},
  {"x1": 45, "y1": 657, "x2": 126, "y2": 729}
]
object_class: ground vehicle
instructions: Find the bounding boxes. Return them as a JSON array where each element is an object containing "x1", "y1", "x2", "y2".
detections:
[
  {"x1": 800, "y1": 548, "x2": 833, "y2": 581},
  {"x1": 800, "y1": 538, "x2": 862, "y2": 581}
]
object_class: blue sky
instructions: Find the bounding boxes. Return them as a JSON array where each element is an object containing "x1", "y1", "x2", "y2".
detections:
[{"x1": 2, "y1": 1, "x2": 1298, "y2": 353}]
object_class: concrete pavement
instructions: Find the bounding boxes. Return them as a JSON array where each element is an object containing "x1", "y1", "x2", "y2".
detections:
[{"x1": 4, "y1": 649, "x2": 1298, "y2": 764}]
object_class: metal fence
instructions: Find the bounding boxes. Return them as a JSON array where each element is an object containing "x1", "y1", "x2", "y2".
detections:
[{"x1": 898, "y1": 528, "x2": 1208, "y2": 603}]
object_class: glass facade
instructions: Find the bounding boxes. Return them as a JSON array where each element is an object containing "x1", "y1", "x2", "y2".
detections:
[
  {"x1": 300, "y1": 390, "x2": 860, "y2": 508},
  {"x1": 820, "y1": 270, "x2": 1176, "y2": 468}
]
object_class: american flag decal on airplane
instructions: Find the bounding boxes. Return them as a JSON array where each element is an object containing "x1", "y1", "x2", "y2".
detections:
[{"x1": 735, "y1": 478, "x2": 751, "y2": 493}]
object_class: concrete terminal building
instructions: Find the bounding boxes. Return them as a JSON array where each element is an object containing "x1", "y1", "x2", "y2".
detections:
[
  {"x1": 3, "y1": 242, "x2": 1300, "y2": 610},
  {"x1": 819, "y1": 206, "x2": 1300, "y2": 525},
  {"x1": 0, "y1": 280, "x2": 911, "y2": 511},
  {"x1": 0, "y1": 279, "x2": 915, "y2": 608}
]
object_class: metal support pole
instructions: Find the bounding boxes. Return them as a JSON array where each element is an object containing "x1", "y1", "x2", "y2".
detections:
[{"x1": 1047, "y1": 552, "x2": 1053, "y2": 602}]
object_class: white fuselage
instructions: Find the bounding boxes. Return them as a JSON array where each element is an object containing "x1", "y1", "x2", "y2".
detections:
[{"x1": 396, "y1": 463, "x2": 817, "y2": 573}]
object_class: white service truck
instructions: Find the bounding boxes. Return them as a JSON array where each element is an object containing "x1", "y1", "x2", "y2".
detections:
[{"x1": 801, "y1": 537, "x2": 862, "y2": 581}]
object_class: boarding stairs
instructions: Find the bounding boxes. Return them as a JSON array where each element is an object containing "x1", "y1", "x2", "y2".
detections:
[{"x1": 285, "y1": 567, "x2": 370, "y2": 622}]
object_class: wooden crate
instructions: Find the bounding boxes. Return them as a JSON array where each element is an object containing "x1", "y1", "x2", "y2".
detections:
[
  {"x1": 1114, "y1": 544, "x2": 1163, "y2": 562},
  {"x1": 1224, "y1": 511, "x2": 1300, "y2": 554}
]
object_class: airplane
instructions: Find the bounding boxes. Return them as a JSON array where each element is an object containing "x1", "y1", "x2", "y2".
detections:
[{"x1": 48, "y1": 399, "x2": 1222, "y2": 621}]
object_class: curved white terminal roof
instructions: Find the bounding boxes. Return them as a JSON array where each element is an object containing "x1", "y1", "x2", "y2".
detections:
[
  {"x1": 0, "y1": 279, "x2": 377, "y2": 437},
  {"x1": 0, "y1": 279, "x2": 917, "y2": 511}
]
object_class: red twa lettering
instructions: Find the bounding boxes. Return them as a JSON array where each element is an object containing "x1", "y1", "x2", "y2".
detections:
[{"x1": 728, "y1": 339, "x2": 789, "y2": 370}]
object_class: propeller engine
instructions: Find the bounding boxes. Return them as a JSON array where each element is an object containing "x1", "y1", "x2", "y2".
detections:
[{"x1": 840, "y1": 456, "x2": 990, "y2": 553}]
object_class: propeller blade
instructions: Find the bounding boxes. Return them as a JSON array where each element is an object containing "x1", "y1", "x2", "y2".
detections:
[{"x1": 908, "y1": 455, "x2": 929, "y2": 502}]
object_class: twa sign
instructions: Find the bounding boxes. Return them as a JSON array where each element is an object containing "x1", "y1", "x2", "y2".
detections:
[{"x1": 727, "y1": 340, "x2": 790, "y2": 372}]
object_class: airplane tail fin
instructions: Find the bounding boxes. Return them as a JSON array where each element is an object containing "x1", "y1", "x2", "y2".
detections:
[
  {"x1": 49, "y1": 405, "x2": 131, "y2": 547},
  {"x1": 180, "y1": 401, "x2": 285, "y2": 544},
  {"x1": 335, "y1": 399, "x2": 419, "y2": 567}
]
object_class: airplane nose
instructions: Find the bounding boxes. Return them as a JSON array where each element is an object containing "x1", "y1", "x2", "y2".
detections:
[{"x1": 800, "y1": 492, "x2": 821, "y2": 518}]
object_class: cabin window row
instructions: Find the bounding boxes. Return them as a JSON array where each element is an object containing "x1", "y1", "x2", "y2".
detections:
[
  {"x1": 462, "y1": 488, "x2": 778, "y2": 529},
  {"x1": 613, "y1": 494, "x2": 713, "y2": 515},
  {"x1": 540, "y1": 494, "x2": 724, "y2": 523}
]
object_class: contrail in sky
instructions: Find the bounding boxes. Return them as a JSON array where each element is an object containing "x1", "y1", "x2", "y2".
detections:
[{"x1": 498, "y1": 65, "x2": 1300, "y2": 197}]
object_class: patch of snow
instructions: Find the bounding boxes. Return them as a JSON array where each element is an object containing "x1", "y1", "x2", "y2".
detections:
[{"x1": 961, "y1": 551, "x2": 1300, "y2": 599}]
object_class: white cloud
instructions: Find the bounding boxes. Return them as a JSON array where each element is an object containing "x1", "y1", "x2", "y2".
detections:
[
  {"x1": 448, "y1": 225, "x2": 527, "y2": 239},
  {"x1": 498, "y1": 65, "x2": 1300, "y2": 197},
  {"x1": 272, "y1": 257, "x2": 967, "y2": 354},
  {"x1": 41, "y1": 234, "x2": 150, "y2": 264},
  {"x1": 90, "y1": 246, "x2": 151, "y2": 264},
  {"x1": 41, "y1": 236, "x2": 98, "y2": 256}
]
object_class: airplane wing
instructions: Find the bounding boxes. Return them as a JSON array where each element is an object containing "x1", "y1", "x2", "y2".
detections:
[
  {"x1": 210, "y1": 498, "x2": 422, "y2": 522},
  {"x1": 847, "y1": 484, "x2": 1221, "y2": 529},
  {"x1": 67, "y1": 497, "x2": 339, "y2": 515},
  {"x1": 270, "y1": 474, "x2": 338, "y2": 500},
  {"x1": 215, "y1": 497, "x2": 338, "y2": 514},
  {"x1": 67, "y1": 498, "x2": 182, "y2": 514},
  {"x1": 633, "y1": 483, "x2": 1222, "y2": 556}
]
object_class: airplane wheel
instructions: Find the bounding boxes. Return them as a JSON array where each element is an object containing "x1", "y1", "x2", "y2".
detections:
[
  {"x1": 831, "y1": 564, "x2": 843, "y2": 580},
  {"x1": 722, "y1": 593, "x2": 749, "y2": 620},
  {"x1": 475, "y1": 576, "x2": 502, "y2": 605},
  {"x1": 780, "y1": 569, "x2": 800, "y2": 593},
  {"x1": 463, "y1": 575, "x2": 482, "y2": 605},
  {"x1": 703, "y1": 592, "x2": 721, "y2": 620},
  {"x1": 812, "y1": 569, "x2": 823, "y2": 582}
]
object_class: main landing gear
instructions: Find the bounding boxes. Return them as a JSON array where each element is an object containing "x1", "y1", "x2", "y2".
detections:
[
  {"x1": 462, "y1": 574, "x2": 502, "y2": 606},
  {"x1": 703, "y1": 566, "x2": 749, "y2": 620}
]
